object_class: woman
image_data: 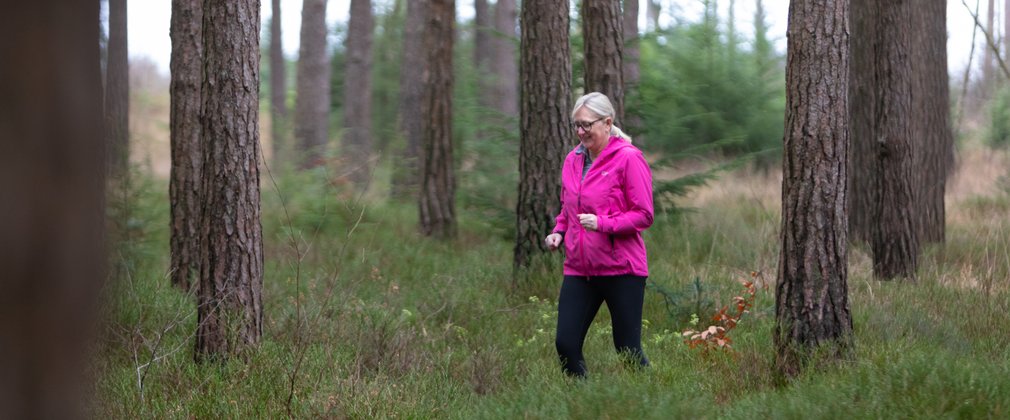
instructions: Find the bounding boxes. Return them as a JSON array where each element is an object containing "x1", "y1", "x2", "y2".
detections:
[{"x1": 545, "y1": 92, "x2": 654, "y2": 378}]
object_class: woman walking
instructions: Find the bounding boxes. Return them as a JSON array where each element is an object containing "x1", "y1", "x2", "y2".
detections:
[{"x1": 545, "y1": 92, "x2": 654, "y2": 378}]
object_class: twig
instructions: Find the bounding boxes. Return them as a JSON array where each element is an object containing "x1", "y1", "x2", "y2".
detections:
[{"x1": 956, "y1": 0, "x2": 981, "y2": 133}]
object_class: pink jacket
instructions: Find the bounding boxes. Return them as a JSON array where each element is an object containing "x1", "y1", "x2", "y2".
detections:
[{"x1": 553, "y1": 137, "x2": 654, "y2": 277}]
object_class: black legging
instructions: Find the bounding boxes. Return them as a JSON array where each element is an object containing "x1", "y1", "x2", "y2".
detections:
[{"x1": 555, "y1": 274, "x2": 649, "y2": 377}]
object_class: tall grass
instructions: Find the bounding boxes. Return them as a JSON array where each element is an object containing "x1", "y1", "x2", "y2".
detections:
[{"x1": 95, "y1": 150, "x2": 1010, "y2": 418}]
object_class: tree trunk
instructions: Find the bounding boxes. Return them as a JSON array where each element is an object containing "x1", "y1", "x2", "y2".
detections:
[
  {"x1": 493, "y1": 0, "x2": 520, "y2": 118},
  {"x1": 106, "y1": 0, "x2": 129, "y2": 177},
  {"x1": 515, "y1": 0, "x2": 573, "y2": 271},
  {"x1": 343, "y1": 0, "x2": 374, "y2": 189},
  {"x1": 912, "y1": 0, "x2": 953, "y2": 244},
  {"x1": 294, "y1": 0, "x2": 330, "y2": 168},
  {"x1": 985, "y1": 0, "x2": 995, "y2": 89},
  {"x1": 270, "y1": 0, "x2": 287, "y2": 166},
  {"x1": 0, "y1": 2, "x2": 106, "y2": 417},
  {"x1": 623, "y1": 0, "x2": 641, "y2": 136},
  {"x1": 169, "y1": 0, "x2": 204, "y2": 292},
  {"x1": 851, "y1": 0, "x2": 919, "y2": 279},
  {"x1": 418, "y1": 0, "x2": 456, "y2": 239},
  {"x1": 195, "y1": 0, "x2": 264, "y2": 362},
  {"x1": 475, "y1": 0, "x2": 492, "y2": 75},
  {"x1": 774, "y1": 0, "x2": 853, "y2": 379},
  {"x1": 583, "y1": 0, "x2": 624, "y2": 125},
  {"x1": 1005, "y1": 0, "x2": 1009, "y2": 65},
  {"x1": 391, "y1": 0, "x2": 427, "y2": 199},
  {"x1": 646, "y1": 0, "x2": 660, "y2": 32}
]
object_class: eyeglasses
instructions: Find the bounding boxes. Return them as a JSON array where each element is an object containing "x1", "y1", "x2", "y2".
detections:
[{"x1": 572, "y1": 117, "x2": 606, "y2": 132}]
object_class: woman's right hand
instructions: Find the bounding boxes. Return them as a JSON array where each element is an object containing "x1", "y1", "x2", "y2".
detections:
[{"x1": 544, "y1": 233, "x2": 563, "y2": 251}]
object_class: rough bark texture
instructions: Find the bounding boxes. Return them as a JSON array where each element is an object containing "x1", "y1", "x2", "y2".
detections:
[
  {"x1": 270, "y1": 0, "x2": 287, "y2": 165},
  {"x1": 419, "y1": 0, "x2": 456, "y2": 238},
  {"x1": 169, "y1": 0, "x2": 204, "y2": 292},
  {"x1": 343, "y1": 0, "x2": 374, "y2": 189},
  {"x1": 106, "y1": 0, "x2": 129, "y2": 177},
  {"x1": 195, "y1": 0, "x2": 264, "y2": 361},
  {"x1": 294, "y1": 0, "x2": 330, "y2": 168},
  {"x1": 0, "y1": 2, "x2": 105, "y2": 417},
  {"x1": 912, "y1": 0, "x2": 953, "y2": 243},
  {"x1": 493, "y1": 0, "x2": 520, "y2": 117},
  {"x1": 774, "y1": 0, "x2": 853, "y2": 379},
  {"x1": 391, "y1": 0, "x2": 427, "y2": 199},
  {"x1": 851, "y1": 0, "x2": 920, "y2": 279},
  {"x1": 515, "y1": 0, "x2": 572, "y2": 271},
  {"x1": 583, "y1": 0, "x2": 624, "y2": 125}
]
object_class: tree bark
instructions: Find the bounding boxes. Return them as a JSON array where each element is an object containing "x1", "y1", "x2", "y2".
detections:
[
  {"x1": 106, "y1": 0, "x2": 129, "y2": 177},
  {"x1": 169, "y1": 0, "x2": 204, "y2": 292},
  {"x1": 912, "y1": 0, "x2": 953, "y2": 244},
  {"x1": 391, "y1": 0, "x2": 427, "y2": 199},
  {"x1": 195, "y1": 0, "x2": 264, "y2": 362},
  {"x1": 0, "y1": 2, "x2": 106, "y2": 417},
  {"x1": 294, "y1": 0, "x2": 330, "y2": 168},
  {"x1": 343, "y1": 0, "x2": 374, "y2": 189},
  {"x1": 418, "y1": 0, "x2": 456, "y2": 239},
  {"x1": 623, "y1": 0, "x2": 641, "y2": 136},
  {"x1": 849, "y1": 0, "x2": 923, "y2": 277},
  {"x1": 1005, "y1": 0, "x2": 1009, "y2": 64},
  {"x1": 646, "y1": 0, "x2": 660, "y2": 32},
  {"x1": 270, "y1": 0, "x2": 287, "y2": 166},
  {"x1": 984, "y1": 0, "x2": 995, "y2": 89},
  {"x1": 515, "y1": 0, "x2": 573, "y2": 271},
  {"x1": 774, "y1": 0, "x2": 853, "y2": 379},
  {"x1": 583, "y1": 0, "x2": 624, "y2": 125},
  {"x1": 493, "y1": 0, "x2": 520, "y2": 118},
  {"x1": 474, "y1": 0, "x2": 492, "y2": 75}
]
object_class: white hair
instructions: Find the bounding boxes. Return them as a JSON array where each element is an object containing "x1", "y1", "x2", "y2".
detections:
[{"x1": 571, "y1": 92, "x2": 632, "y2": 142}]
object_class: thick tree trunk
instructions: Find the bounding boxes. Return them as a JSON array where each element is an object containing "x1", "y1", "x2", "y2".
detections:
[
  {"x1": 169, "y1": 0, "x2": 204, "y2": 292},
  {"x1": 0, "y1": 2, "x2": 106, "y2": 417},
  {"x1": 912, "y1": 0, "x2": 953, "y2": 244},
  {"x1": 195, "y1": 0, "x2": 264, "y2": 361},
  {"x1": 623, "y1": 0, "x2": 641, "y2": 136},
  {"x1": 775, "y1": 0, "x2": 853, "y2": 379},
  {"x1": 474, "y1": 0, "x2": 492, "y2": 74},
  {"x1": 270, "y1": 0, "x2": 287, "y2": 166},
  {"x1": 343, "y1": 0, "x2": 374, "y2": 189},
  {"x1": 391, "y1": 0, "x2": 427, "y2": 199},
  {"x1": 849, "y1": 0, "x2": 923, "y2": 279},
  {"x1": 418, "y1": 0, "x2": 456, "y2": 239},
  {"x1": 294, "y1": 0, "x2": 330, "y2": 168},
  {"x1": 515, "y1": 0, "x2": 573, "y2": 271},
  {"x1": 583, "y1": 0, "x2": 624, "y2": 125},
  {"x1": 106, "y1": 0, "x2": 129, "y2": 177},
  {"x1": 493, "y1": 0, "x2": 520, "y2": 118}
]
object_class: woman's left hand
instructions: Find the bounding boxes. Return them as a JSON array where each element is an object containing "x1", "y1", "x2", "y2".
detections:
[{"x1": 577, "y1": 214, "x2": 598, "y2": 231}]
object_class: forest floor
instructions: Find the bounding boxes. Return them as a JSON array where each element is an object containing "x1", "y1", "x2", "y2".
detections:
[{"x1": 95, "y1": 108, "x2": 1010, "y2": 417}]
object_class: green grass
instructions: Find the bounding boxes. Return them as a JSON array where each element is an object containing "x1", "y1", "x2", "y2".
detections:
[{"x1": 94, "y1": 172, "x2": 1010, "y2": 418}]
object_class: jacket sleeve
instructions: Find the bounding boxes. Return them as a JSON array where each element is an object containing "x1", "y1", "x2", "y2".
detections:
[
  {"x1": 552, "y1": 182, "x2": 568, "y2": 235},
  {"x1": 596, "y1": 150, "x2": 654, "y2": 235}
]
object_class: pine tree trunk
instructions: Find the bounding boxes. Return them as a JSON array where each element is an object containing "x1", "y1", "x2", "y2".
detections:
[
  {"x1": 343, "y1": 0, "x2": 374, "y2": 189},
  {"x1": 646, "y1": 1, "x2": 660, "y2": 32},
  {"x1": 775, "y1": 0, "x2": 853, "y2": 379},
  {"x1": 270, "y1": 0, "x2": 287, "y2": 166},
  {"x1": 169, "y1": 0, "x2": 204, "y2": 292},
  {"x1": 419, "y1": 0, "x2": 456, "y2": 239},
  {"x1": 583, "y1": 0, "x2": 624, "y2": 125},
  {"x1": 106, "y1": 0, "x2": 129, "y2": 177},
  {"x1": 0, "y1": 2, "x2": 106, "y2": 417},
  {"x1": 391, "y1": 0, "x2": 427, "y2": 199},
  {"x1": 493, "y1": 0, "x2": 519, "y2": 118},
  {"x1": 852, "y1": 0, "x2": 920, "y2": 279},
  {"x1": 294, "y1": 0, "x2": 331, "y2": 168},
  {"x1": 515, "y1": 0, "x2": 573, "y2": 271},
  {"x1": 848, "y1": 0, "x2": 875, "y2": 244},
  {"x1": 912, "y1": 0, "x2": 953, "y2": 244},
  {"x1": 195, "y1": 0, "x2": 264, "y2": 361},
  {"x1": 623, "y1": 0, "x2": 641, "y2": 137},
  {"x1": 474, "y1": 0, "x2": 492, "y2": 75}
]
